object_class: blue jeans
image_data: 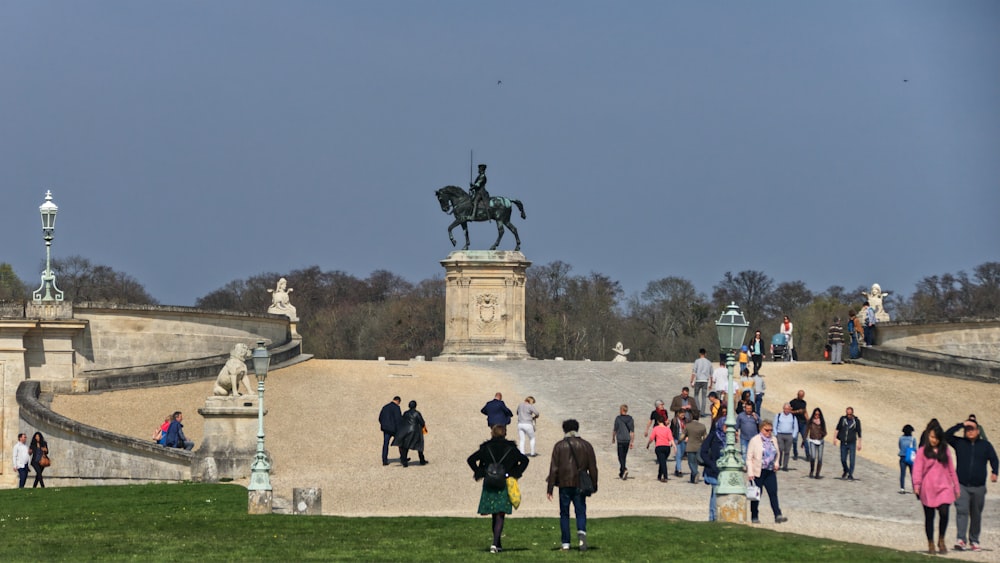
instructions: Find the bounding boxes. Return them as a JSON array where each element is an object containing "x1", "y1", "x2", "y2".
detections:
[
  {"x1": 703, "y1": 475, "x2": 719, "y2": 521},
  {"x1": 17, "y1": 466, "x2": 29, "y2": 488},
  {"x1": 686, "y1": 452, "x2": 700, "y2": 481},
  {"x1": 840, "y1": 442, "x2": 857, "y2": 477},
  {"x1": 674, "y1": 441, "x2": 687, "y2": 473},
  {"x1": 754, "y1": 394, "x2": 763, "y2": 418},
  {"x1": 740, "y1": 437, "x2": 750, "y2": 459},
  {"x1": 558, "y1": 487, "x2": 587, "y2": 545},
  {"x1": 899, "y1": 456, "x2": 912, "y2": 489}
]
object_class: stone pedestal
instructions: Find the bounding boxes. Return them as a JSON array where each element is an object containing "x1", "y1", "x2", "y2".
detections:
[
  {"x1": 436, "y1": 251, "x2": 532, "y2": 361},
  {"x1": 193, "y1": 396, "x2": 265, "y2": 482},
  {"x1": 248, "y1": 490, "x2": 273, "y2": 514},
  {"x1": 717, "y1": 493, "x2": 748, "y2": 523},
  {"x1": 293, "y1": 487, "x2": 323, "y2": 515}
]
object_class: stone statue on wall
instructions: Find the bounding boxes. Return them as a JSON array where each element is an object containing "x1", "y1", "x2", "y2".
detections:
[
  {"x1": 611, "y1": 342, "x2": 630, "y2": 362},
  {"x1": 213, "y1": 343, "x2": 253, "y2": 397},
  {"x1": 862, "y1": 283, "x2": 891, "y2": 322},
  {"x1": 267, "y1": 277, "x2": 298, "y2": 321}
]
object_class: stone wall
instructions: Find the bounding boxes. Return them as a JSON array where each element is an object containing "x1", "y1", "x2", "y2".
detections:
[{"x1": 72, "y1": 303, "x2": 289, "y2": 372}]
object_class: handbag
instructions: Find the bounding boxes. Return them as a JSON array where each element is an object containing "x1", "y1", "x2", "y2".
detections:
[
  {"x1": 903, "y1": 437, "x2": 917, "y2": 466},
  {"x1": 746, "y1": 482, "x2": 761, "y2": 501},
  {"x1": 39, "y1": 454, "x2": 51, "y2": 468},
  {"x1": 506, "y1": 476, "x2": 521, "y2": 509},
  {"x1": 567, "y1": 439, "x2": 596, "y2": 496}
]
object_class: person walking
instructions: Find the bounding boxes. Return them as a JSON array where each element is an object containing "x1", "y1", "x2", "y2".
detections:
[
  {"x1": 670, "y1": 411, "x2": 688, "y2": 478},
  {"x1": 747, "y1": 330, "x2": 765, "y2": 375},
  {"x1": 546, "y1": 419, "x2": 598, "y2": 552},
  {"x1": 481, "y1": 392, "x2": 513, "y2": 427},
  {"x1": 898, "y1": 424, "x2": 917, "y2": 493},
  {"x1": 378, "y1": 396, "x2": 402, "y2": 466},
  {"x1": 392, "y1": 400, "x2": 427, "y2": 467},
  {"x1": 806, "y1": 408, "x2": 828, "y2": 478},
  {"x1": 29, "y1": 431, "x2": 49, "y2": 488},
  {"x1": 699, "y1": 428, "x2": 723, "y2": 521},
  {"x1": 690, "y1": 348, "x2": 713, "y2": 414},
  {"x1": 12, "y1": 433, "x2": 30, "y2": 488},
  {"x1": 646, "y1": 415, "x2": 674, "y2": 483},
  {"x1": 467, "y1": 425, "x2": 530, "y2": 554},
  {"x1": 779, "y1": 316, "x2": 795, "y2": 361},
  {"x1": 745, "y1": 420, "x2": 788, "y2": 524},
  {"x1": 913, "y1": 424, "x2": 960, "y2": 555},
  {"x1": 516, "y1": 396, "x2": 540, "y2": 457},
  {"x1": 834, "y1": 407, "x2": 862, "y2": 480},
  {"x1": 736, "y1": 401, "x2": 760, "y2": 459},
  {"x1": 944, "y1": 419, "x2": 999, "y2": 552},
  {"x1": 752, "y1": 371, "x2": 766, "y2": 416},
  {"x1": 828, "y1": 317, "x2": 845, "y2": 364},
  {"x1": 683, "y1": 413, "x2": 707, "y2": 484},
  {"x1": 611, "y1": 404, "x2": 634, "y2": 480},
  {"x1": 773, "y1": 403, "x2": 798, "y2": 471},
  {"x1": 643, "y1": 400, "x2": 669, "y2": 438}
]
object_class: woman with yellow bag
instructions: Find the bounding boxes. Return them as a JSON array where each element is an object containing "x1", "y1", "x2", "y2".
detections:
[{"x1": 467, "y1": 425, "x2": 530, "y2": 554}]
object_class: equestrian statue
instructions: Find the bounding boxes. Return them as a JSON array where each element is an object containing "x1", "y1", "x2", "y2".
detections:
[{"x1": 435, "y1": 163, "x2": 526, "y2": 251}]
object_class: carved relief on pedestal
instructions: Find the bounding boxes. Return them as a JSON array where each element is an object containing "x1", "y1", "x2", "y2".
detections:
[{"x1": 474, "y1": 292, "x2": 501, "y2": 334}]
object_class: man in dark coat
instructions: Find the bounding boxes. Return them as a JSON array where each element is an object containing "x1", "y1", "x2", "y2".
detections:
[
  {"x1": 378, "y1": 396, "x2": 402, "y2": 466},
  {"x1": 945, "y1": 420, "x2": 998, "y2": 552},
  {"x1": 546, "y1": 419, "x2": 598, "y2": 552},
  {"x1": 481, "y1": 392, "x2": 513, "y2": 427}
]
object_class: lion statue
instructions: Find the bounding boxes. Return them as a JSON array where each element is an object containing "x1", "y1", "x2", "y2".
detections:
[{"x1": 214, "y1": 343, "x2": 254, "y2": 397}]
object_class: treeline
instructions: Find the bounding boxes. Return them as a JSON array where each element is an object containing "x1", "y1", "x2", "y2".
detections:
[{"x1": 1, "y1": 257, "x2": 998, "y2": 362}]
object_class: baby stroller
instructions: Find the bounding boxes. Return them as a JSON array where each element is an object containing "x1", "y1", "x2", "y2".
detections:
[{"x1": 770, "y1": 333, "x2": 788, "y2": 361}]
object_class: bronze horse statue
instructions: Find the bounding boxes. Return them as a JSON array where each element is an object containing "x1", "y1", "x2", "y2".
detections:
[{"x1": 435, "y1": 185, "x2": 526, "y2": 251}]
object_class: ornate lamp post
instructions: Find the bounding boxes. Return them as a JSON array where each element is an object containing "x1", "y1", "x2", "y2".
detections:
[
  {"x1": 247, "y1": 340, "x2": 272, "y2": 513},
  {"x1": 714, "y1": 302, "x2": 750, "y2": 522},
  {"x1": 32, "y1": 191, "x2": 64, "y2": 303}
]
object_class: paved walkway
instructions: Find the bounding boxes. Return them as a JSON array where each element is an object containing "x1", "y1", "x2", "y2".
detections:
[{"x1": 52, "y1": 358, "x2": 998, "y2": 559}]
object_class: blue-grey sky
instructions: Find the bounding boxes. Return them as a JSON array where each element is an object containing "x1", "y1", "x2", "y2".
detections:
[{"x1": 3, "y1": 2, "x2": 998, "y2": 307}]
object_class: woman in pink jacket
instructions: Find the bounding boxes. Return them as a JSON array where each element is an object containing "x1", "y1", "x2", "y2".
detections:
[{"x1": 912, "y1": 425, "x2": 960, "y2": 555}]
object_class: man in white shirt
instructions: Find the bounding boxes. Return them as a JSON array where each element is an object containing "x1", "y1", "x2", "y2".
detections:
[
  {"x1": 12, "y1": 433, "x2": 30, "y2": 488},
  {"x1": 711, "y1": 359, "x2": 729, "y2": 401},
  {"x1": 690, "y1": 348, "x2": 713, "y2": 414}
]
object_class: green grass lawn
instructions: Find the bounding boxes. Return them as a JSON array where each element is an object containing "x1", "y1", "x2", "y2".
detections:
[{"x1": 0, "y1": 483, "x2": 927, "y2": 562}]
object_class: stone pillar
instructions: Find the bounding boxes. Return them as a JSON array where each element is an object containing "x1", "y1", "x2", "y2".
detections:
[
  {"x1": 293, "y1": 487, "x2": 323, "y2": 515},
  {"x1": 436, "y1": 251, "x2": 532, "y2": 361},
  {"x1": 0, "y1": 322, "x2": 34, "y2": 488},
  {"x1": 193, "y1": 396, "x2": 264, "y2": 482}
]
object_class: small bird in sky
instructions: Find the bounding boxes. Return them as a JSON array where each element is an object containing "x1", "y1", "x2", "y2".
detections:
[
  {"x1": 497, "y1": 80, "x2": 502, "y2": 87},
  {"x1": 903, "y1": 79, "x2": 908, "y2": 83}
]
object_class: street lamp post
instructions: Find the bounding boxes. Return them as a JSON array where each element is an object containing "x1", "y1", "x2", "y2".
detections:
[
  {"x1": 32, "y1": 191, "x2": 64, "y2": 303},
  {"x1": 714, "y1": 302, "x2": 750, "y2": 522},
  {"x1": 247, "y1": 340, "x2": 272, "y2": 514}
]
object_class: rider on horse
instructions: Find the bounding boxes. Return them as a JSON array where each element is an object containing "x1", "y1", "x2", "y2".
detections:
[{"x1": 469, "y1": 163, "x2": 489, "y2": 221}]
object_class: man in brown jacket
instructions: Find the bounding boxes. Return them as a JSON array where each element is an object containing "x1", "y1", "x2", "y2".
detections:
[{"x1": 547, "y1": 419, "x2": 599, "y2": 551}]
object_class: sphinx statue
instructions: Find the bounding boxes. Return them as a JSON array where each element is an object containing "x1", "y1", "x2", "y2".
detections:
[
  {"x1": 611, "y1": 342, "x2": 630, "y2": 362},
  {"x1": 267, "y1": 277, "x2": 298, "y2": 321},
  {"x1": 862, "y1": 283, "x2": 891, "y2": 323}
]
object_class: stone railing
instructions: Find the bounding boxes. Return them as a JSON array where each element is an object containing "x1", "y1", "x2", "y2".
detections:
[
  {"x1": 16, "y1": 381, "x2": 193, "y2": 485},
  {"x1": 863, "y1": 319, "x2": 1000, "y2": 383}
]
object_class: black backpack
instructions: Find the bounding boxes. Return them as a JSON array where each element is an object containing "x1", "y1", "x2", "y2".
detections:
[{"x1": 484, "y1": 446, "x2": 511, "y2": 490}]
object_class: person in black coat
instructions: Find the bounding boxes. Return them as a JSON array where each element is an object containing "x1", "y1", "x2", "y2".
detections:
[
  {"x1": 378, "y1": 396, "x2": 403, "y2": 466},
  {"x1": 699, "y1": 429, "x2": 723, "y2": 521},
  {"x1": 467, "y1": 425, "x2": 530, "y2": 553},
  {"x1": 392, "y1": 400, "x2": 427, "y2": 467},
  {"x1": 29, "y1": 431, "x2": 49, "y2": 488}
]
